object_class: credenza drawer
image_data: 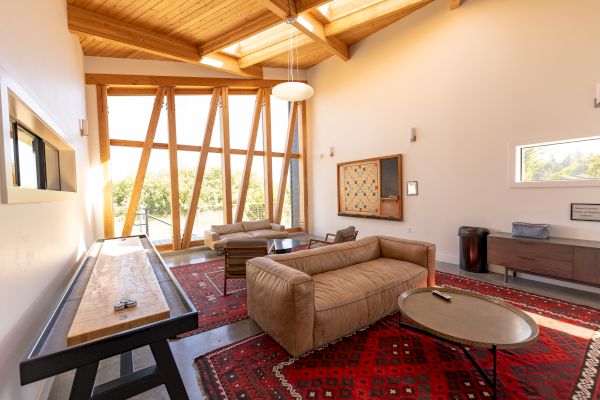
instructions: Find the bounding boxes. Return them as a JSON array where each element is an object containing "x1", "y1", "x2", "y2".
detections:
[
  {"x1": 574, "y1": 247, "x2": 600, "y2": 285},
  {"x1": 488, "y1": 237, "x2": 573, "y2": 279}
]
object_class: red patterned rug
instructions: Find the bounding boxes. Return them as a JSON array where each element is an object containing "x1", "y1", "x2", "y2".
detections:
[
  {"x1": 171, "y1": 245, "x2": 307, "y2": 337},
  {"x1": 196, "y1": 271, "x2": 600, "y2": 399}
]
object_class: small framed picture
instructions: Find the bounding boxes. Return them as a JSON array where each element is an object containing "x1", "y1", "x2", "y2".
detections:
[
  {"x1": 406, "y1": 181, "x2": 418, "y2": 196},
  {"x1": 571, "y1": 203, "x2": 600, "y2": 222}
]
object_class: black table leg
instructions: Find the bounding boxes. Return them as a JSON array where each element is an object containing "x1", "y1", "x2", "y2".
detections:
[
  {"x1": 69, "y1": 361, "x2": 99, "y2": 400},
  {"x1": 120, "y1": 351, "x2": 133, "y2": 376},
  {"x1": 150, "y1": 340, "x2": 189, "y2": 400}
]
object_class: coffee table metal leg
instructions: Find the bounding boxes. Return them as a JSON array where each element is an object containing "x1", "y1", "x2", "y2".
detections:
[{"x1": 459, "y1": 344, "x2": 497, "y2": 399}]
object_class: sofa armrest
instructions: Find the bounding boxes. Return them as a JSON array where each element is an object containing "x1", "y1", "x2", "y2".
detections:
[
  {"x1": 246, "y1": 257, "x2": 314, "y2": 356},
  {"x1": 377, "y1": 236, "x2": 436, "y2": 287},
  {"x1": 270, "y1": 223, "x2": 286, "y2": 232},
  {"x1": 204, "y1": 230, "x2": 221, "y2": 249}
]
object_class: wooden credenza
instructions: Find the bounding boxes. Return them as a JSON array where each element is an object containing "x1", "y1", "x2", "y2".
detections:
[{"x1": 488, "y1": 232, "x2": 600, "y2": 287}]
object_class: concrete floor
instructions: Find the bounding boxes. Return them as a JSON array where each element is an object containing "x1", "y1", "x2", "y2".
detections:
[{"x1": 48, "y1": 235, "x2": 600, "y2": 399}]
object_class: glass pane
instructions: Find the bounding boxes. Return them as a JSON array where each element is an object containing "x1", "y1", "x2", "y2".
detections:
[
  {"x1": 195, "y1": 154, "x2": 224, "y2": 233},
  {"x1": 271, "y1": 96, "x2": 290, "y2": 153},
  {"x1": 175, "y1": 95, "x2": 221, "y2": 147},
  {"x1": 45, "y1": 143, "x2": 61, "y2": 190},
  {"x1": 108, "y1": 96, "x2": 157, "y2": 142},
  {"x1": 140, "y1": 150, "x2": 172, "y2": 244},
  {"x1": 229, "y1": 94, "x2": 261, "y2": 150},
  {"x1": 243, "y1": 156, "x2": 266, "y2": 221},
  {"x1": 17, "y1": 127, "x2": 38, "y2": 189},
  {"x1": 520, "y1": 137, "x2": 600, "y2": 182},
  {"x1": 110, "y1": 147, "x2": 142, "y2": 236},
  {"x1": 230, "y1": 154, "x2": 245, "y2": 212}
]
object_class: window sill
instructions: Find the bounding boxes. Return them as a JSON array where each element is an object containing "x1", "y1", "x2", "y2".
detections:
[
  {"x1": 5, "y1": 186, "x2": 76, "y2": 203},
  {"x1": 509, "y1": 179, "x2": 600, "y2": 189}
]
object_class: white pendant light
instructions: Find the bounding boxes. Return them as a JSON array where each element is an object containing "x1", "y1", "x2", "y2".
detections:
[
  {"x1": 273, "y1": 11, "x2": 314, "y2": 102},
  {"x1": 272, "y1": 81, "x2": 314, "y2": 101}
]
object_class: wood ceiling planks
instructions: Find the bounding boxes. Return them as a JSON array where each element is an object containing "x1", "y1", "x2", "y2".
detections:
[{"x1": 70, "y1": 0, "x2": 441, "y2": 71}]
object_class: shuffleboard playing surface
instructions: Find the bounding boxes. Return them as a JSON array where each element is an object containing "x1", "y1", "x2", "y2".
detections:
[{"x1": 66, "y1": 237, "x2": 170, "y2": 346}]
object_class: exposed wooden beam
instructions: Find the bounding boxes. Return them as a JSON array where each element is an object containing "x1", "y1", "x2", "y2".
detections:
[
  {"x1": 182, "y1": 89, "x2": 221, "y2": 248},
  {"x1": 274, "y1": 102, "x2": 298, "y2": 224},
  {"x1": 85, "y1": 74, "x2": 303, "y2": 88},
  {"x1": 199, "y1": 13, "x2": 281, "y2": 55},
  {"x1": 96, "y1": 85, "x2": 114, "y2": 238},
  {"x1": 108, "y1": 139, "x2": 302, "y2": 158},
  {"x1": 258, "y1": 0, "x2": 296, "y2": 19},
  {"x1": 235, "y1": 89, "x2": 264, "y2": 222},
  {"x1": 220, "y1": 88, "x2": 233, "y2": 224},
  {"x1": 262, "y1": 89, "x2": 274, "y2": 221},
  {"x1": 107, "y1": 87, "x2": 270, "y2": 96},
  {"x1": 199, "y1": 52, "x2": 264, "y2": 79},
  {"x1": 68, "y1": 4, "x2": 198, "y2": 62},
  {"x1": 257, "y1": 0, "x2": 349, "y2": 61},
  {"x1": 68, "y1": 5, "x2": 261, "y2": 78},
  {"x1": 239, "y1": 34, "x2": 313, "y2": 68},
  {"x1": 297, "y1": 0, "x2": 334, "y2": 12},
  {"x1": 167, "y1": 87, "x2": 181, "y2": 250},
  {"x1": 450, "y1": 0, "x2": 462, "y2": 10},
  {"x1": 122, "y1": 88, "x2": 166, "y2": 236},
  {"x1": 325, "y1": 0, "x2": 433, "y2": 36},
  {"x1": 293, "y1": 13, "x2": 349, "y2": 61},
  {"x1": 298, "y1": 101, "x2": 309, "y2": 233}
]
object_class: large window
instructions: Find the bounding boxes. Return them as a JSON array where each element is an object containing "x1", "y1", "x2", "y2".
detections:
[
  {"x1": 103, "y1": 86, "x2": 305, "y2": 249},
  {"x1": 514, "y1": 136, "x2": 600, "y2": 185}
]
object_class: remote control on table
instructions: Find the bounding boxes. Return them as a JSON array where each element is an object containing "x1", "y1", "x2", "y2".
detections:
[{"x1": 432, "y1": 290, "x2": 452, "y2": 301}]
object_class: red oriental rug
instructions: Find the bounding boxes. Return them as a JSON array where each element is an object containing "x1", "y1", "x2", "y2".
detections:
[
  {"x1": 195, "y1": 271, "x2": 600, "y2": 399},
  {"x1": 171, "y1": 245, "x2": 307, "y2": 337}
]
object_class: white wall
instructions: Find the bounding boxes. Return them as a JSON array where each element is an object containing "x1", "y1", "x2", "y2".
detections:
[
  {"x1": 307, "y1": 0, "x2": 600, "y2": 285},
  {"x1": 0, "y1": 1, "x2": 92, "y2": 399},
  {"x1": 83, "y1": 56, "x2": 300, "y2": 240}
]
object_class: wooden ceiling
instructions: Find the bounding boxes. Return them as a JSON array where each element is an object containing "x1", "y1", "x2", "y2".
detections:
[{"x1": 67, "y1": 0, "x2": 462, "y2": 78}]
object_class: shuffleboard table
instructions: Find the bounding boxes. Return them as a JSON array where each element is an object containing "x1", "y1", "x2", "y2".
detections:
[{"x1": 19, "y1": 235, "x2": 198, "y2": 399}]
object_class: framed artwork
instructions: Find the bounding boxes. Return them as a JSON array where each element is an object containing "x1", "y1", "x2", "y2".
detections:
[
  {"x1": 571, "y1": 203, "x2": 600, "y2": 222},
  {"x1": 337, "y1": 154, "x2": 403, "y2": 221},
  {"x1": 407, "y1": 181, "x2": 418, "y2": 196}
]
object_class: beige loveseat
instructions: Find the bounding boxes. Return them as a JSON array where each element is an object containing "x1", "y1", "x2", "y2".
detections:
[
  {"x1": 246, "y1": 235, "x2": 435, "y2": 356},
  {"x1": 204, "y1": 219, "x2": 288, "y2": 250}
]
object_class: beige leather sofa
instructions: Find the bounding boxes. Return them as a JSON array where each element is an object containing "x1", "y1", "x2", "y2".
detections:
[
  {"x1": 204, "y1": 219, "x2": 288, "y2": 250},
  {"x1": 246, "y1": 235, "x2": 435, "y2": 356}
]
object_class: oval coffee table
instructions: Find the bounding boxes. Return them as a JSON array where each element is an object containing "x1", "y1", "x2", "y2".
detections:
[{"x1": 398, "y1": 287, "x2": 539, "y2": 399}]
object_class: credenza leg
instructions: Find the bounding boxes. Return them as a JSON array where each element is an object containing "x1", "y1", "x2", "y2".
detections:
[
  {"x1": 69, "y1": 361, "x2": 99, "y2": 400},
  {"x1": 504, "y1": 267, "x2": 508, "y2": 283},
  {"x1": 150, "y1": 340, "x2": 189, "y2": 400}
]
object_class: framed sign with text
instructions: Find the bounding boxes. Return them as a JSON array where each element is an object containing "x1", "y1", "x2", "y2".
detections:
[{"x1": 570, "y1": 203, "x2": 600, "y2": 222}]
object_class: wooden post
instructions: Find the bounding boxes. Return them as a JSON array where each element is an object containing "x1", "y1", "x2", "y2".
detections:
[
  {"x1": 122, "y1": 87, "x2": 166, "y2": 236},
  {"x1": 235, "y1": 89, "x2": 264, "y2": 222},
  {"x1": 181, "y1": 88, "x2": 221, "y2": 248},
  {"x1": 262, "y1": 88, "x2": 274, "y2": 221},
  {"x1": 97, "y1": 85, "x2": 114, "y2": 238},
  {"x1": 298, "y1": 101, "x2": 309, "y2": 233},
  {"x1": 167, "y1": 87, "x2": 181, "y2": 250},
  {"x1": 220, "y1": 87, "x2": 233, "y2": 224},
  {"x1": 274, "y1": 102, "x2": 298, "y2": 224}
]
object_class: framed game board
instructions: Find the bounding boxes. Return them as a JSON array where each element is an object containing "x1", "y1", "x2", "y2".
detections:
[{"x1": 337, "y1": 154, "x2": 403, "y2": 221}]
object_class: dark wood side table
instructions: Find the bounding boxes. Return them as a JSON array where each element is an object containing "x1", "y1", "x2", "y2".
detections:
[{"x1": 488, "y1": 232, "x2": 600, "y2": 285}]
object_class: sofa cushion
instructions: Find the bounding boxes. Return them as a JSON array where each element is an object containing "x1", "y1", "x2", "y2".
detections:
[
  {"x1": 211, "y1": 222, "x2": 244, "y2": 235},
  {"x1": 242, "y1": 219, "x2": 271, "y2": 231},
  {"x1": 269, "y1": 236, "x2": 380, "y2": 276},
  {"x1": 247, "y1": 229, "x2": 288, "y2": 239},
  {"x1": 212, "y1": 232, "x2": 254, "y2": 249},
  {"x1": 311, "y1": 258, "x2": 427, "y2": 348}
]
